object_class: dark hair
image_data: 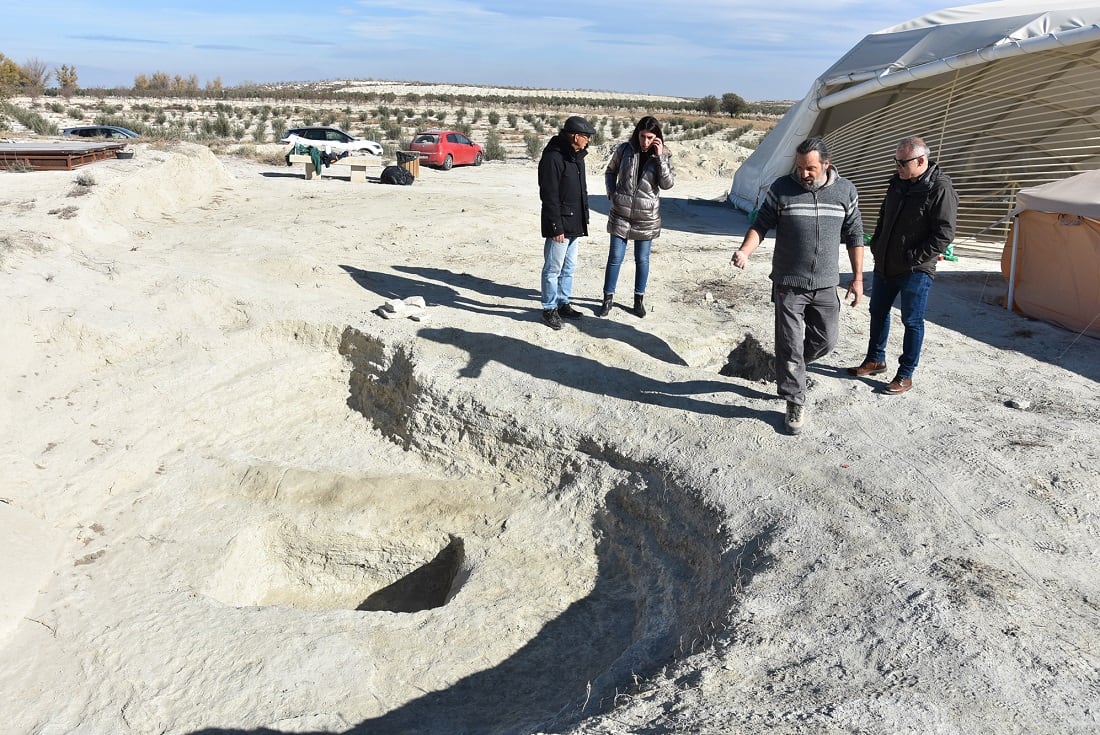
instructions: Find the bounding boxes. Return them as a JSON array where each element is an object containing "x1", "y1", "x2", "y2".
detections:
[
  {"x1": 796, "y1": 137, "x2": 829, "y2": 162},
  {"x1": 630, "y1": 116, "x2": 663, "y2": 149}
]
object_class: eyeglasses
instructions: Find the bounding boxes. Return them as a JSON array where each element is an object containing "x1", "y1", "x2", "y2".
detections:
[{"x1": 893, "y1": 155, "x2": 921, "y2": 166}]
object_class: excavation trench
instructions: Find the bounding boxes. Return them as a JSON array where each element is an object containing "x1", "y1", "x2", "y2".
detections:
[
  {"x1": 203, "y1": 325, "x2": 771, "y2": 733},
  {"x1": 328, "y1": 326, "x2": 774, "y2": 731}
]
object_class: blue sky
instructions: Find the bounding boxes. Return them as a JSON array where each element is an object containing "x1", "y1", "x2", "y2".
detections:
[{"x1": 0, "y1": 1, "x2": 979, "y2": 100}]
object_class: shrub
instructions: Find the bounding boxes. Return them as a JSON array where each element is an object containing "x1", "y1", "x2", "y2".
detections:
[
  {"x1": 383, "y1": 121, "x2": 402, "y2": 140},
  {"x1": 0, "y1": 102, "x2": 59, "y2": 135},
  {"x1": 725, "y1": 124, "x2": 753, "y2": 142},
  {"x1": 484, "y1": 129, "x2": 505, "y2": 161},
  {"x1": 524, "y1": 131, "x2": 543, "y2": 160},
  {"x1": 68, "y1": 172, "x2": 96, "y2": 197}
]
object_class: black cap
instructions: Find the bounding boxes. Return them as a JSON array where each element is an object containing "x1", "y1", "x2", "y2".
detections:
[{"x1": 562, "y1": 116, "x2": 597, "y2": 136}]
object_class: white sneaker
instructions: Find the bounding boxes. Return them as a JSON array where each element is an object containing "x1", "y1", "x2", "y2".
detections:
[{"x1": 784, "y1": 401, "x2": 805, "y2": 435}]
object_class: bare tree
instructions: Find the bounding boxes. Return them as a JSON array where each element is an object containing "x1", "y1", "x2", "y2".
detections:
[
  {"x1": 21, "y1": 57, "x2": 51, "y2": 98},
  {"x1": 149, "y1": 71, "x2": 171, "y2": 92}
]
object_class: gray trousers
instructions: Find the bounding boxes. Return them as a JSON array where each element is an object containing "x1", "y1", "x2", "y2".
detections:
[{"x1": 774, "y1": 285, "x2": 840, "y2": 406}]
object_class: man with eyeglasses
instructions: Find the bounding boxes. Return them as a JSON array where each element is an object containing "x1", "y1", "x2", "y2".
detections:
[
  {"x1": 848, "y1": 137, "x2": 958, "y2": 394},
  {"x1": 538, "y1": 115, "x2": 597, "y2": 330},
  {"x1": 732, "y1": 137, "x2": 864, "y2": 435}
]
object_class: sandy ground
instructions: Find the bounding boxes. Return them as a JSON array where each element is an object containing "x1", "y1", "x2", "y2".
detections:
[{"x1": 1, "y1": 142, "x2": 1098, "y2": 735}]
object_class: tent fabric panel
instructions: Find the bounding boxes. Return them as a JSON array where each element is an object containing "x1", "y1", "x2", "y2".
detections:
[
  {"x1": 1014, "y1": 169, "x2": 1100, "y2": 217},
  {"x1": 830, "y1": 1, "x2": 1100, "y2": 82},
  {"x1": 728, "y1": 92, "x2": 820, "y2": 213},
  {"x1": 731, "y1": 1, "x2": 1100, "y2": 225},
  {"x1": 825, "y1": 43, "x2": 1100, "y2": 241},
  {"x1": 1000, "y1": 210, "x2": 1100, "y2": 337}
]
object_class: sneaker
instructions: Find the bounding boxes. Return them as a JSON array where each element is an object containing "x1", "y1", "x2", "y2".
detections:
[
  {"x1": 542, "y1": 309, "x2": 563, "y2": 330},
  {"x1": 558, "y1": 303, "x2": 583, "y2": 319},
  {"x1": 784, "y1": 401, "x2": 805, "y2": 435}
]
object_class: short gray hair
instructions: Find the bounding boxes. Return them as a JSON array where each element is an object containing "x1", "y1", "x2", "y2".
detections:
[{"x1": 897, "y1": 136, "x2": 930, "y2": 158}]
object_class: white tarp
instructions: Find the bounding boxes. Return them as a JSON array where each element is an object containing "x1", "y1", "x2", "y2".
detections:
[{"x1": 730, "y1": 1, "x2": 1100, "y2": 216}]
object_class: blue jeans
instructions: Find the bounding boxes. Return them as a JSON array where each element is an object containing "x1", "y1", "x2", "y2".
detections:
[
  {"x1": 865, "y1": 271, "x2": 933, "y2": 379},
  {"x1": 541, "y1": 237, "x2": 580, "y2": 310},
  {"x1": 602, "y1": 236, "x2": 652, "y2": 295}
]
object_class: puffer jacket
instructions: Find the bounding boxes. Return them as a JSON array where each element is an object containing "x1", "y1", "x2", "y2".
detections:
[
  {"x1": 869, "y1": 162, "x2": 958, "y2": 279},
  {"x1": 605, "y1": 141, "x2": 675, "y2": 240},
  {"x1": 538, "y1": 134, "x2": 590, "y2": 238}
]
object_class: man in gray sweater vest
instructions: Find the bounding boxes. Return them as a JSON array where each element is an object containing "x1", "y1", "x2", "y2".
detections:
[{"x1": 732, "y1": 137, "x2": 864, "y2": 435}]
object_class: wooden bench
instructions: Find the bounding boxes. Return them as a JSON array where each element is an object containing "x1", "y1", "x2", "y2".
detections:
[{"x1": 287, "y1": 153, "x2": 380, "y2": 183}]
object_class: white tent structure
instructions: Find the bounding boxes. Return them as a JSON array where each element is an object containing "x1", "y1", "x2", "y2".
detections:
[{"x1": 730, "y1": 1, "x2": 1100, "y2": 242}]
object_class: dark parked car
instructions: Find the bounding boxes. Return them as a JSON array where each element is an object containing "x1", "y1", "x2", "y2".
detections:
[
  {"x1": 409, "y1": 130, "x2": 484, "y2": 170},
  {"x1": 281, "y1": 126, "x2": 383, "y2": 156},
  {"x1": 62, "y1": 125, "x2": 140, "y2": 140}
]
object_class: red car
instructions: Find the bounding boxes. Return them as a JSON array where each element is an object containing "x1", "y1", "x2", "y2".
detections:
[{"x1": 410, "y1": 130, "x2": 484, "y2": 170}]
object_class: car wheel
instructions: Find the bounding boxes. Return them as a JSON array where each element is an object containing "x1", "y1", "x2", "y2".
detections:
[
  {"x1": 474, "y1": 152, "x2": 483, "y2": 166},
  {"x1": 442, "y1": 154, "x2": 453, "y2": 171}
]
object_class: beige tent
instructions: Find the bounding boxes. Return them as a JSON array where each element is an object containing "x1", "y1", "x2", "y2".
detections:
[{"x1": 1002, "y1": 169, "x2": 1100, "y2": 337}]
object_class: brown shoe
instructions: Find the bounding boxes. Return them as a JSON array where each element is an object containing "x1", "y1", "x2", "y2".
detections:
[
  {"x1": 848, "y1": 360, "x2": 887, "y2": 377},
  {"x1": 884, "y1": 375, "x2": 913, "y2": 394}
]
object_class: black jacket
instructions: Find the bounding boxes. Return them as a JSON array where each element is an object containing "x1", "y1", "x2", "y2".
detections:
[
  {"x1": 538, "y1": 134, "x2": 589, "y2": 238},
  {"x1": 870, "y1": 162, "x2": 958, "y2": 278}
]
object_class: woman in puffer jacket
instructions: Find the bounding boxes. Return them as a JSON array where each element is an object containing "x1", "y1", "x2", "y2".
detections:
[{"x1": 600, "y1": 115, "x2": 675, "y2": 317}]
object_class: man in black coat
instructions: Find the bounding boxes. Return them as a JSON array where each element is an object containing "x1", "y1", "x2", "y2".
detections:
[
  {"x1": 538, "y1": 115, "x2": 596, "y2": 330},
  {"x1": 848, "y1": 136, "x2": 958, "y2": 394}
]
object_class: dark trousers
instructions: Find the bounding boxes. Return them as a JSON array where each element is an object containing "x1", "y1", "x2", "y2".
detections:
[{"x1": 774, "y1": 285, "x2": 840, "y2": 405}]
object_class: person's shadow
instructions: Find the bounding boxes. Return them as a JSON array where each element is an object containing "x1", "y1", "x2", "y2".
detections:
[
  {"x1": 347, "y1": 264, "x2": 692, "y2": 367},
  {"x1": 339, "y1": 264, "x2": 526, "y2": 320},
  {"x1": 416, "y1": 326, "x2": 776, "y2": 425}
]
